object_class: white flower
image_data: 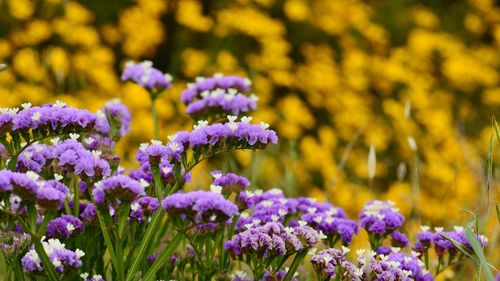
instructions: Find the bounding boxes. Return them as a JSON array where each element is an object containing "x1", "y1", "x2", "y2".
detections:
[
  {"x1": 227, "y1": 115, "x2": 238, "y2": 122},
  {"x1": 75, "y1": 249, "x2": 85, "y2": 259},
  {"x1": 131, "y1": 202, "x2": 140, "y2": 212},
  {"x1": 240, "y1": 116, "x2": 253, "y2": 123},
  {"x1": 66, "y1": 223, "x2": 75, "y2": 233},
  {"x1": 31, "y1": 112, "x2": 41, "y2": 121},
  {"x1": 210, "y1": 184, "x2": 222, "y2": 194},
  {"x1": 193, "y1": 120, "x2": 209, "y2": 130},
  {"x1": 70, "y1": 133, "x2": 80, "y2": 140},
  {"x1": 259, "y1": 122, "x2": 270, "y2": 130},
  {"x1": 21, "y1": 103, "x2": 32, "y2": 109}
]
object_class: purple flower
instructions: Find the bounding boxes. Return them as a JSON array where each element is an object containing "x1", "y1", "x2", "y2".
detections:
[
  {"x1": 310, "y1": 248, "x2": 353, "y2": 280},
  {"x1": 162, "y1": 190, "x2": 238, "y2": 226},
  {"x1": 359, "y1": 200, "x2": 404, "y2": 236},
  {"x1": 211, "y1": 170, "x2": 250, "y2": 194},
  {"x1": 36, "y1": 181, "x2": 69, "y2": 210},
  {"x1": 95, "y1": 100, "x2": 132, "y2": 138},
  {"x1": 12, "y1": 103, "x2": 96, "y2": 133},
  {"x1": 181, "y1": 74, "x2": 252, "y2": 104},
  {"x1": 16, "y1": 144, "x2": 51, "y2": 173},
  {"x1": 10, "y1": 171, "x2": 41, "y2": 200},
  {"x1": 0, "y1": 169, "x2": 13, "y2": 193},
  {"x1": 21, "y1": 238, "x2": 84, "y2": 273},
  {"x1": 80, "y1": 203, "x2": 97, "y2": 222},
  {"x1": 121, "y1": 60, "x2": 172, "y2": 90},
  {"x1": 391, "y1": 230, "x2": 410, "y2": 247},
  {"x1": 51, "y1": 139, "x2": 111, "y2": 179},
  {"x1": 46, "y1": 215, "x2": 84, "y2": 240},
  {"x1": 92, "y1": 175, "x2": 145, "y2": 205},
  {"x1": 129, "y1": 196, "x2": 159, "y2": 223}
]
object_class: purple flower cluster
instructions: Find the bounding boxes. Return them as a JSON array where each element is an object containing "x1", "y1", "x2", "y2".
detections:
[
  {"x1": 413, "y1": 226, "x2": 489, "y2": 256},
  {"x1": 185, "y1": 88, "x2": 258, "y2": 118},
  {"x1": 181, "y1": 74, "x2": 252, "y2": 104},
  {"x1": 225, "y1": 222, "x2": 320, "y2": 259},
  {"x1": 51, "y1": 139, "x2": 111, "y2": 179},
  {"x1": 162, "y1": 190, "x2": 238, "y2": 226},
  {"x1": 359, "y1": 200, "x2": 404, "y2": 236},
  {"x1": 129, "y1": 196, "x2": 159, "y2": 223},
  {"x1": 0, "y1": 231, "x2": 31, "y2": 258},
  {"x1": 211, "y1": 170, "x2": 250, "y2": 194},
  {"x1": 310, "y1": 248, "x2": 353, "y2": 280},
  {"x1": 21, "y1": 238, "x2": 84, "y2": 273},
  {"x1": 185, "y1": 117, "x2": 277, "y2": 149},
  {"x1": 16, "y1": 144, "x2": 51, "y2": 173},
  {"x1": 121, "y1": 60, "x2": 172, "y2": 90},
  {"x1": 92, "y1": 175, "x2": 146, "y2": 205},
  {"x1": 95, "y1": 100, "x2": 131, "y2": 138},
  {"x1": 10, "y1": 102, "x2": 96, "y2": 133},
  {"x1": 1, "y1": 170, "x2": 69, "y2": 209},
  {"x1": 46, "y1": 215, "x2": 84, "y2": 240}
]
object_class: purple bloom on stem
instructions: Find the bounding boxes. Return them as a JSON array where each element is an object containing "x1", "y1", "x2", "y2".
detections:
[
  {"x1": 46, "y1": 215, "x2": 84, "y2": 240},
  {"x1": 121, "y1": 60, "x2": 172, "y2": 90},
  {"x1": 92, "y1": 175, "x2": 145, "y2": 205},
  {"x1": 95, "y1": 100, "x2": 131, "y2": 138}
]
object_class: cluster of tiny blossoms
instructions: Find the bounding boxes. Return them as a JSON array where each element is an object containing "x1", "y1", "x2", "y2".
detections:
[{"x1": 0, "y1": 61, "x2": 488, "y2": 281}]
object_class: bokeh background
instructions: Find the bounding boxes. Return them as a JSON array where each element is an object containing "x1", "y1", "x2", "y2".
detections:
[{"x1": 0, "y1": 0, "x2": 499, "y2": 277}]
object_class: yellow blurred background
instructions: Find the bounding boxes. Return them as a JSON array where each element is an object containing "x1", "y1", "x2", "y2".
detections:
[{"x1": 0, "y1": 0, "x2": 499, "y2": 271}]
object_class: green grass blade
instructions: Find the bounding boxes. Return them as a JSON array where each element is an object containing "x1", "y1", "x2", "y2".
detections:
[
  {"x1": 142, "y1": 233, "x2": 183, "y2": 281},
  {"x1": 464, "y1": 227, "x2": 495, "y2": 281},
  {"x1": 496, "y1": 204, "x2": 500, "y2": 225}
]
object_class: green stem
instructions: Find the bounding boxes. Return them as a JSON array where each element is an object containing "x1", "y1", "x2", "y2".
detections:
[
  {"x1": 13, "y1": 260, "x2": 25, "y2": 281},
  {"x1": 72, "y1": 177, "x2": 79, "y2": 217},
  {"x1": 34, "y1": 239, "x2": 59, "y2": 281},
  {"x1": 142, "y1": 233, "x2": 183, "y2": 281},
  {"x1": 125, "y1": 210, "x2": 162, "y2": 281},
  {"x1": 283, "y1": 251, "x2": 307, "y2": 281},
  {"x1": 151, "y1": 97, "x2": 159, "y2": 140},
  {"x1": 95, "y1": 207, "x2": 123, "y2": 281}
]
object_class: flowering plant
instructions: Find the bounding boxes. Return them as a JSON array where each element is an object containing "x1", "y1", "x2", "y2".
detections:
[{"x1": 0, "y1": 61, "x2": 490, "y2": 281}]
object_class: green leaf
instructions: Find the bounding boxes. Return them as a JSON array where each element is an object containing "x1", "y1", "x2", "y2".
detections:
[
  {"x1": 493, "y1": 117, "x2": 500, "y2": 143},
  {"x1": 464, "y1": 227, "x2": 495, "y2": 281},
  {"x1": 486, "y1": 128, "x2": 494, "y2": 191},
  {"x1": 440, "y1": 233, "x2": 476, "y2": 262}
]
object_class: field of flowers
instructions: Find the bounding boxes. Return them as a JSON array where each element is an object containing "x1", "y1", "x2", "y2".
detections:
[{"x1": 0, "y1": 0, "x2": 499, "y2": 280}]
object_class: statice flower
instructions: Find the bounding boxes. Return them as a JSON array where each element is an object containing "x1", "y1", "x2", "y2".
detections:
[
  {"x1": 225, "y1": 222, "x2": 319, "y2": 261},
  {"x1": 21, "y1": 238, "x2": 84, "y2": 273},
  {"x1": 0, "y1": 230, "x2": 31, "y2": 260},
  {"x1": 311, "y1": 248, "x2": 357, "y2": 281},
  {"x1": 185, "y1": 88, "x2": 258, "y2": 118},
  {"x1": 80, "y1": 203, "x2": 97, "y2": 223},
  {"x1": 121, "y1": 60, "x2": 172, "y2": 90},
  {"x1": 95, "y1": 99, "x2": 131, "y2": 138},
  {"x1": 0, "y1": 107, "x2": 17, "y2": 133},
  {"x1": 359, "y1": 200, "x2": 404, "y2": 236},
  {"x1": 92, "y1": 175, "x2": 145, "y2": 205},
  {"x1": 46, "y1": 215, "x2": 84, "y2": 240},
  {"x1": 186, "y1": 116, "x2": 278, "y2": 149},
  {"x1": 129, "y1": 196, "x2": 159, "y2": 223},
  {"x1": 80, "y1": 273, "x2": 105, "y2": 281},
  {"x1": 181, "y1": 73, "x2": 252, "y2": 104},
  {"x1": 431, "y1": 227, "x2": 488, "y2": 256},
  {"x1": 51, "y1": 139, "x2": 111, "y2": 179},
  {"x1": 211, "y1": 170, "x2": 250, "y2": 194},
  {"x1": 10, "y1": 171, "x2": 42, "y2": 200},
  {"x1": 300, "y1": 202, "x2": 358, "y2": 245},
  {"x1": 391, "y1": 230, "x2": 410, "y2": 247},
  {"x1": 162, "y1": 190, "x2": 238, "y2": 227},
  {"x1": 260, "y1": 269, "x2": 298, "y2": 281},
  {"x1": 12, "y1": 102, "x2": 96, "y2": 134},
  {"x1": 0, "y1": 169, "x2": 14, "y2": 193},
  {"x1": 36, "y1": 180, "x2": 69, "y2": 210},
  {"x1": 16, "y1": 144, "x2": 51, "y2": 173},
  {"x1": 386, "y1": 252, "x2": 434, "y2": 281}
]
